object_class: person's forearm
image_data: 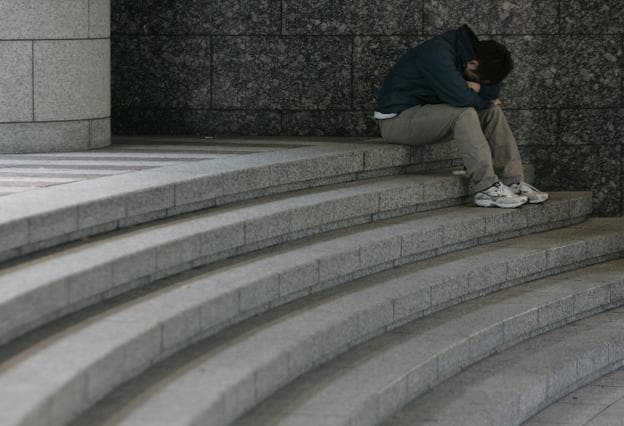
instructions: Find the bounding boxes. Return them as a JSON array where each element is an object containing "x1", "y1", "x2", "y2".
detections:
[{"x1": 466, "y1": 81, "x2": 481, "y2": 93}]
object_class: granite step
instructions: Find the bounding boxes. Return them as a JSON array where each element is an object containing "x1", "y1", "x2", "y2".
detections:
[
  {"x1": 233, "y1": 257, "x2": 624, "y2": 426},
  {"x1": 386, "y1": 302, "x2": 624, "y2": 425},
  {"x1": 0, "y1": 195, "x2": 595, "y2": 426},
  {"x1": 56, "y1": 218, "x2": 624, "y2": 426},
  {"x1": 0, "y1": 172, "x2": 480, "y2": 347},
  {"x1": 524, "y1": 365, "x2": 624, "y2": 425},
  {"x1": 0, "y1": 142, "x2": 414, "y2": 263}
]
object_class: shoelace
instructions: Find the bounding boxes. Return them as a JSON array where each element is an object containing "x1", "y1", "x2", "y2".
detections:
[{"x1": 493, "y1": 182, "x2": 515, "y2": 197}]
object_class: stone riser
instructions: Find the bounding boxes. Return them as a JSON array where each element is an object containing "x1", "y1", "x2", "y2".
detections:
[
  {"x1": 0, "y1": 143, "x2": 413, "y2": 263},
  {"x1": 235, "y1": 257, "x2": 624, "y2": 426},
  {"x1": 389, "y1": 306, "x2": 624, "y2": 425},
  {"x1": 0, "y1": 194, "x2": 593, "y2": 426},
  {"x1": 71, "y1": 220, "x2": 624, "y2": 426},
  {"x1": 0, "y1": 173, "x2": 470, "y2": 347}
]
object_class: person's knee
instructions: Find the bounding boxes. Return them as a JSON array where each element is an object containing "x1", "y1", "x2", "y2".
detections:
[
  {"x1": 479, "y1": 105, "x2": 503, "y2": 119},
  {"x1": 456, "y1": 107, "x2": 480, "y2": 126}
]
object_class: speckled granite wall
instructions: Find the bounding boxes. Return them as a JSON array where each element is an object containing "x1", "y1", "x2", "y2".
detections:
[{"x1": 112, "y1": 0, "x2": 624, "y2": 216}]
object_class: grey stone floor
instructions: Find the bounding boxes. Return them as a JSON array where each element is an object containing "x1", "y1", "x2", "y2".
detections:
[
  {"x1": 526, "y1": 369, "x2": 624, "y2": 425},
  {"x1": 0, "y1": 136, "x2": 332, "y2": 196}
]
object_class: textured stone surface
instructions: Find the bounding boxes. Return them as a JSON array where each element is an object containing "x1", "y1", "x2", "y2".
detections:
[
  {"x1": 423, "y1": 0, "x2": 491, "y2": 35},
  {"x1": 141, "y1": 0, "x2": 280, "y2": 35},
  {"x1": 112, "y1": 0, "x2": 280, "y2": 35},
  {"x1": 424, "y1": 0, "x2": 557, "y2": 35},
  {"x1": 489, "y1": 0, "x2": 558, "y2": 34},
  {"x1": 0, "y1": 41, "x2": 32, "y2": 122},
  {"x1": 0, "y1": 0, "x2": 89, "y2": 39},
  {"x1": 111, "y1": 0, "x2": 143, "y2": 34},
  {"x1": 560, "y1": 0, "x2": 624, "y2": 34},
  {"x1": 34, "y1": 39, "x2": 110, "y2": 121},
  {"x1": 283, "y1": 0, "x2": 423, "y2": 35},
  {"x1": 500, "y1": 35, "x2": 622, "y2": 109},
  {"x1": 559, "y1": 109, "x2": 624, "y2": 146},
  {"x1": 112, "y1": 36, "x2": 210, "y2": 109},
  {"x1": 89, "y1": 0, "x2": 111, "y2": 38},
  {"x1": 112, "y1": 108, "x2": 282, "y2": 136},
  {"x1": 354, "y1": 36, "x2": 424, "y2": 110},
  {"x1": 0, "y1": 121, "x2": 90, "y2": 154},
  {"x1": 533, "y1": 145, "x2": 622, "y2": 216},
  {"x1": 504, "y1": 109, "x2": 558, "y2": 146},
  {"x1": 90, "y1": 118, "x2": 112, "y2": 149},
  {"x1": 213, "y1": 36, "x2": 351, "y2": 109},
  {"x1": 282, "y1": 111, "x2": 378, "y2": 136}
]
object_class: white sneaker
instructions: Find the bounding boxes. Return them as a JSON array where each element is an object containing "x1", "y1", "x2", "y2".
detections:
[
  {"x1": 474, "y1": 182, "x2": 528, "y2": 208},
  {"x1": 510, "y1": 182, "x2": 549, "y2": 204}
]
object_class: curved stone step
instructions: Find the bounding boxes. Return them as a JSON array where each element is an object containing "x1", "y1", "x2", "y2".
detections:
[
  {"x1": 0, "y1": 172, "x2": 486, "y2": 347},
  {"x1": 52, "y1": 218, "x2": 623, "y2": 426},
  {"x1": 385, "y1": 304, "x2": 624, "y2": 426},
  {"x1": 525, "y1": 365, "x2": 624, "y2": 425},
  {"x1": 0, "y1": 142, "x2": 412, "y2": 263},
  {"x1": 233, "y1": 258, "x2": 624, "y2": 426},
  {"x1": 0, "y1": 198, "x2": 596, "y2": 426}
]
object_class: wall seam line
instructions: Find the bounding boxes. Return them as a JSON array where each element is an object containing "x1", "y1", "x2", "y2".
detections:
[
  {"x1": 210, "y1": 35, "x2": 213, "y2": 110},
  {"x1": 87, "y1": 0, "x2": 91, "y2": 38},
  {"x1": 31, "y1": 41, "x2": 35, "y2": 122}
]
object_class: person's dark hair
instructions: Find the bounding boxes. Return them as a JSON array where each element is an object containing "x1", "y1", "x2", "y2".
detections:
[{"x1": 473, "y1": 40, "x2": 513, "y2": 84}]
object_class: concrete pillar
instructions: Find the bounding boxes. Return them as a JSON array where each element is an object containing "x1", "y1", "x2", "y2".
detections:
[{"x1": 0, "y1": 0, "x2": 111, "y2": 153}]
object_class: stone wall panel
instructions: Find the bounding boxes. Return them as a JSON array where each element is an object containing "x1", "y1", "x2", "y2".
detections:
[
  {"x1": 111, "y1": 0, "x2": 143, "y2": 34},
  {"x1": 498, "y1": 36, "x2": 559, "y2": 108},
  {"x1": 0, "y1": 0, "x2": 89, "y2": 39},
  {"x1": 34, "y1": 39, "x2": 111, "y2": 121},
  {"x1": 90, "y1": 0, "x2": 112, "y2": 38},
  {"x1": 504, "y1": 109, "x2": 558, "y2": 146},
  {"x1": 112, "y1": 36, "x2": 210, "y2": 109},
  {"x1": 282, "y1": 111, "x2": 378, "y2": 136},
  {"x1": 0, "y1": 41, "x2": 33, "y2": 123},
  {"x1": 212, "y1": 36, "x2": 351, "y2": 110},
  {"x1": 0, "y1": 121, "x2": 90, "y2": 153},
  {"x1": 534, "y1": 144, "x2": 622, "y2": 216},
  {"x1": 561, "y1": 0, "x2": 624, "y2": 34},
  {"x1": 283, "y1": 0, "x2": 423, "y2": 35},
  {"x1": 112, "y1": 108, "x2": 282, "y2": 136},
  {"x1": 141, "y1": 0, "x2": 281, "y2": 35},
  {"x1": 559, "y1": 109, "x2": 624, "y2": 146},
  {"x1": 423, "y1": 0, "x2": 491, "y2": 35}
]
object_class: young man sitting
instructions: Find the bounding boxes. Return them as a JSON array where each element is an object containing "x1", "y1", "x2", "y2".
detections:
[{"x1": 375, "y1": 24, "x2": 548, "y2": 208}]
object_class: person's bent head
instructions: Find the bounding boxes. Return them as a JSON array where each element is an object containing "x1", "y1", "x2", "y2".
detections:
[{"x1": 464, "y1": 40, "x2": 513, "y2": 85}]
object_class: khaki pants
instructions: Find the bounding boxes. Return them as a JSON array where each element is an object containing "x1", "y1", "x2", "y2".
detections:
[{"x1": 379, "y1": 104, "x2": 524, "y2": 193}]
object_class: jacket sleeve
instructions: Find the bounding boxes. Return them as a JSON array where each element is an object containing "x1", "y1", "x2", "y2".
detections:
[
  {"x1": 419, "y1": 48, "x2": 493, "y2": 111},
  {"x1": 479, "y1": 84, "x2": 500, "y2": 101}
]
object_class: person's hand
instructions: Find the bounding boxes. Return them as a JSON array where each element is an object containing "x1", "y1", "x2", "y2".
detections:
[
  {"x1": 492, "y1": 98, "x2": 502, "y2": 107},
  {"x1": 466, "y1": 81, "x2": 481, "y2": 93}
]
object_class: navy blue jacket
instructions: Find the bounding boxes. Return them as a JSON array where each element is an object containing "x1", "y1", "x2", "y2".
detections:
[{"x1": 376, "y1": 25, "x2": 500, "y2": 114}]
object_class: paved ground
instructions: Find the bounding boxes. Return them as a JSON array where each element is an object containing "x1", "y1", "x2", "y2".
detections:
[
  {"x1": 526, "y1": 367, "x2": 624, "y2": 425},
  {"x1": 0, "y1": 136, "x2": 320, "y2": 197}
]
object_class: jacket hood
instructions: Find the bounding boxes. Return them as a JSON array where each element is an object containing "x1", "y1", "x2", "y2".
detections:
[{"x1": 440, "y1": 24, "x2": 479, "y2": 69}]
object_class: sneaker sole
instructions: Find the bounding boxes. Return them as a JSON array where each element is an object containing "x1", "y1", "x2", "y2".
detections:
[
  {"x1": 474, "y1": 198, "x2": 527, "y2": 208},
  {"x1": 528, "y1": 194, "x2": 550, "y2": 204}
]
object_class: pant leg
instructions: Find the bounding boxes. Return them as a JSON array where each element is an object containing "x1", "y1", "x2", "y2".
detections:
[
  {"x1": 379, "y1": 104, "x2": 499, "y2": 193},
  {"x1": 477, "y1": 106, "x2": 525, "y2": 185}
]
